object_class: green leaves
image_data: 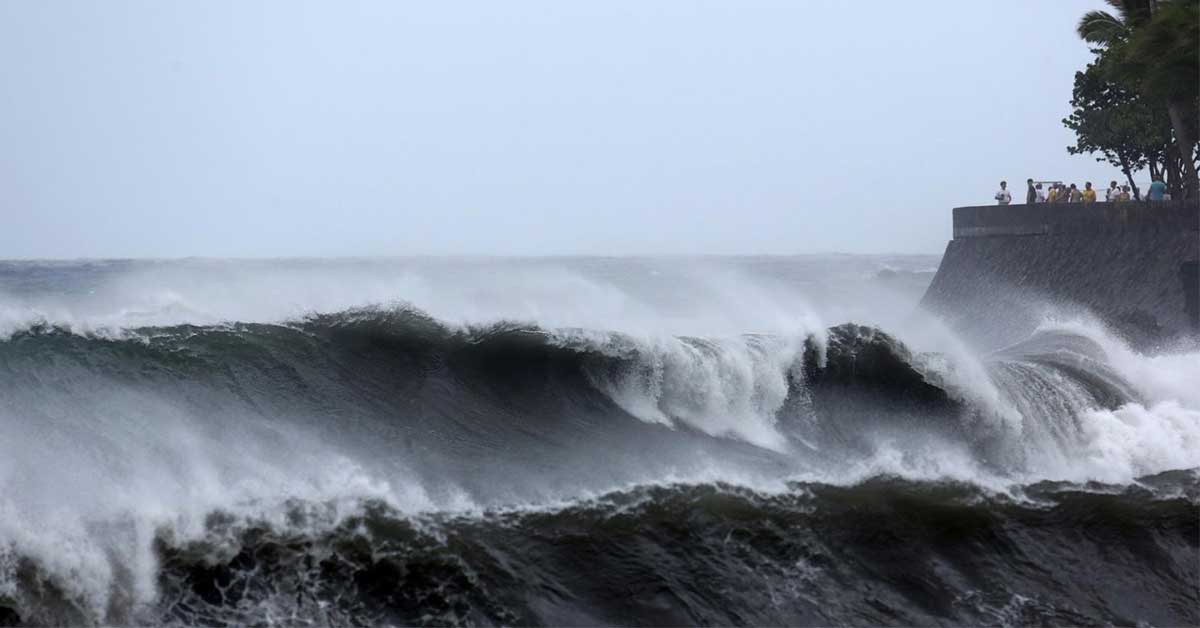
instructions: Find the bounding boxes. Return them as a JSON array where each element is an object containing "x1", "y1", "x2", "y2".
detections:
[
  {"x1": 1063, "y1": 57, "x2": 1167, "y2": 178},
  {"x1": 1077, "y1": 11, "x2": 1128, "y2": 44},
  {"x1": 1067, "y1": 0, "x2": 1200, "y2": 197},
  {"x1": 1122, "y1": 1, "x2": 1199, "y2": 104},
  {"x1": 1076, "y1": 0, "x2": 1156, "y2": 44}
]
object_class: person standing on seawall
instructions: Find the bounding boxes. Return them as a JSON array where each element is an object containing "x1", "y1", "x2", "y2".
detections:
[
  {"x1": 995, "y1": 181, "x2": 1012, "y2": 205},
  {"x1": 1106, "y1": 181, "x2": 1119, "y2": 202},
  {"x1": 1148, "y1": 176, "x2": 1167, "y2": 201},
  {"x1": 1026, "y1": 178, "x2": 1037, "y2": 204},
  {"x1": 1082, "y1": 182, "x2": 1097, "y2": 203},
  {"x1": 1069, "y1": 183, "x2": 1082, "y2": 203},
  {"x1": 1035, "y1": 183, "x2": 1046, "y2": 203}
]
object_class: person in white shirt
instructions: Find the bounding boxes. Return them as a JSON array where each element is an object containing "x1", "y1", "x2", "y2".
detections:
[
  {"x1": 994, "y1": 181, "x2": 1012, "y2": 205},
  {"x1": 1105, "y1": 181, "x2": 1119, "y2": 202},
  {"x1": 1035, "y1": 183, "x2": 1046, "y2": 203}
]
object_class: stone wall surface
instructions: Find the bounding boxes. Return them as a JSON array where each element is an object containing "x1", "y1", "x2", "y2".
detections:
[{"x1": 921, "y1": 200, "x2": 1199, "y2": 350}]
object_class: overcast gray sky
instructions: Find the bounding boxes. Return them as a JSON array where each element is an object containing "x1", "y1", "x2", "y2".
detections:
[{"x1": 1, "y1": 1, "x2": 1114, "y2": 258}]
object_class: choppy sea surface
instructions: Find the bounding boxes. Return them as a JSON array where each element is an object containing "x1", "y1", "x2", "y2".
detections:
[{"x1": 0, "y1": 255, "x2": 1196, "y2": 626}]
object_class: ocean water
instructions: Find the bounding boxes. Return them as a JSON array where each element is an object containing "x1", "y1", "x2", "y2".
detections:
[{"x1": 0, "y1": 256, "x2": 1195, "y2": 626}]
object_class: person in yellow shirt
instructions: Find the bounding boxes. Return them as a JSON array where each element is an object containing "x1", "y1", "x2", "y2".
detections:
[
  {"x1": 1082, "y1": 181, "x2": 1097, "y2": 203},
  {"x1": 1047, "y1": 185, "x2": 1059, "y2": 203}
]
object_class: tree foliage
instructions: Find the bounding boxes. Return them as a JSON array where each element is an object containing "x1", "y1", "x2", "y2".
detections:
[
  {"x1": 1120, "y1": 1, "x2": 1199, "y2": 106},
  {"x1": 1068, "y1": 0, "x2": 1200, "y2": 198},
  {"x1": 1063, "y1": 56, "x2": 1169, "y2": 199},
  {"x1": 1076, "y1": 0, "x2": 1153, "y2": 44}
]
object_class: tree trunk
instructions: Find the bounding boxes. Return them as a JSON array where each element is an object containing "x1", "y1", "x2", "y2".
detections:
[
  {"x1": 1167, "y1": 99, "x2": 1200, "y2": 199},
  {"x1": 1119, "y1": 154, "x2": 1141, "y2": 201},
  {"x1": 1164, "y1": 142, "x2": 1180, "y2": 197}
]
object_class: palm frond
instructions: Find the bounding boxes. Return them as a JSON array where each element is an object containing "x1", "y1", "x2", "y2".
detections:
[
  {"x1": 1104, "y1": 0, "x2": 1132, "y2": 17},
  {"x1": 1102, "y1": 0, "x2": 1156, "y2": 27},
  {"x1": 1077, "y1": 11, "x2": 1128, "y2": 43},
  {"x1": 1103, "y1": 0, "x2": 1129, "y2": 16}
]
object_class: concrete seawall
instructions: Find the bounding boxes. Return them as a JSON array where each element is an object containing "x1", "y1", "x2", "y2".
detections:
[{"x1": 921, "y1": 200, "x2": 1199, "y2": 350}]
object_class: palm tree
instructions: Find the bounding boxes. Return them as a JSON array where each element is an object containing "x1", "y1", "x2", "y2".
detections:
[
  {"x1": 1077, "y1": 0, "x2": 1199, "y2": 199},
  {"x1": 1126, "y1": 2, "x2": 1200, "y2": 199},
  {"x1": 1076, "y1": 0, "x2": 1153, "y2": 44}
]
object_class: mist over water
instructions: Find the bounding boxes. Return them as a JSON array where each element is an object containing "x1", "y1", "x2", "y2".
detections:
[{"x1": 0, "y1": 256, "x2": 1196, "y2": 626}]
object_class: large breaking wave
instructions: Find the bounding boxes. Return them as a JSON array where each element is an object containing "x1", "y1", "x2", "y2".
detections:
[{"x1": 0, "y1": 259, "x2": 1197, "y2": 626}]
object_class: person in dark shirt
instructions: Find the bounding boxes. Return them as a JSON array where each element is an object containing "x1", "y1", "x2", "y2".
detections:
[
  {"x1": 1068, "y1": 183, "x2": 1081, "y2": 203},
  {"x1": 1026, "y1": 178, "x2": 1037, "y2": 204}
]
